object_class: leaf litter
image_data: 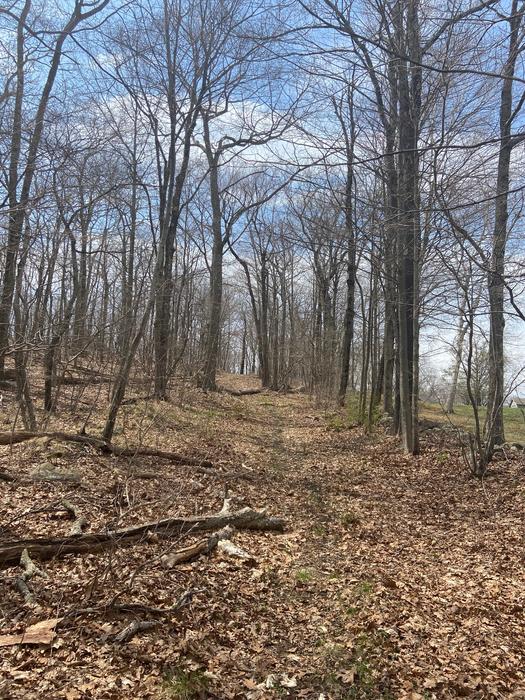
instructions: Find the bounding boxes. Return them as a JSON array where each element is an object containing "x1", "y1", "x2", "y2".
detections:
[{"x1": 0, "y1": 374, "x2": 524, "y2": 698}]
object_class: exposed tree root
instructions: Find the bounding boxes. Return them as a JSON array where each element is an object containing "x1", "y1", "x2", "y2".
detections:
[
  {"x1": 61, "y1": 499, "x2": 89, "y2": 535},
  {"x1": 15, "y1": 548, "x2": 48, "y2": 603},
  {"x1": 0, "y1": 504, "x2": 285, "y2": 567}
]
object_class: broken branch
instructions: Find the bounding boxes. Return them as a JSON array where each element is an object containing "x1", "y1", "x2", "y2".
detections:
[{"x1": 0, "y1": 505, "x2": 285, "y2": 567}]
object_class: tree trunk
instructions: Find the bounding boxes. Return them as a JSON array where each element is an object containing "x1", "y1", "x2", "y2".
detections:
[
  {"x1": 486, "y1": 1, "x2": 523, "y2": 453},
  {"x1": 200, "y1": 116, "x2": 223, "y2": 392}
]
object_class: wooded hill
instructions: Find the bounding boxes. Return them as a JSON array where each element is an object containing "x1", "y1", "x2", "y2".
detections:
[{"x1": 1, "y1": 0, "x2": 525, "y2": 697}]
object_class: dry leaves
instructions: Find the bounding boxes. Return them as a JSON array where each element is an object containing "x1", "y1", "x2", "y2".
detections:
[{"x1": 1, "y1": 374, "x2": 524, "y2": 698}]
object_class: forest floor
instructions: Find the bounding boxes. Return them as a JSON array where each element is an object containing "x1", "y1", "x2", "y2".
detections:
[{"x1": 0, "y1": 373, "x2": 524, "y2": 699}]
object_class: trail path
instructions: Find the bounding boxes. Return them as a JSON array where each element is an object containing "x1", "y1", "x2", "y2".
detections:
[
  {"x1": 215, "y1": 391, "x2": 525, "y2": 699},
  {"x1": 0, "y1": 385, "x2": 524, "y2": 698}
]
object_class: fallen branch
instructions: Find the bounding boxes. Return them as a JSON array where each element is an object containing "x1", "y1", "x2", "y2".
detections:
[
  {"x1": 0, "y1": 431, "x2": 213, "y2": 468},
  {"x1": 0, "y1": 505, "x2": 285, "y2": 567},
  {"x1": 15, "y1": 548, "x2": 48, "y2": 603},
  {"x1": 62, "y1": 588, "x2": 200, "y2": 622},
  {"x1": 60, "y1": 588, "x2": 199, "y2": 644},
  {"x1": 217, "y1": 537, "x2": 256, "y2": 564},
  {"x1": 121, "y1": 395, "x2": 156, "y2": 405},
  {"x1": 111, "y1": 588, "x2": 200, "y2": 615},
  {"x1": 61, "y1": 499, "x2": 89, "y2": 535},
  {"x1": 161, "y1": 525, "x2": 232, "y2": 567},
  {"x1": 161, "y1": 534, "x2": 218, "y2": 568},
  {"x1": 112, "y1": 619, "x2": 160, "y2": 643}
]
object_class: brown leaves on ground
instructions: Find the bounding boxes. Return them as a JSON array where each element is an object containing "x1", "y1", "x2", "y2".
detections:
[
  {"x1": 0, "y1": 373, "x2": 524, "y2": 698},
  {"x1": 0, "y1": 618, "x2": 61, "y2": 647}
]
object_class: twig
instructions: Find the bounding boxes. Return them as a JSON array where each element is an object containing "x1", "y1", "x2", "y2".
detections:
[{"x1": 112, "y1": 619, "x2": 160, "y2": 643}]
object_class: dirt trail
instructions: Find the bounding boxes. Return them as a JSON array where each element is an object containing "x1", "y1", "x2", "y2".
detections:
[
  {"x1": 1, "y1": 386, "x2": 524, "y2": 699},
  {"x1": 228, "y1": 391, "x2": 525, "y2": 699}
]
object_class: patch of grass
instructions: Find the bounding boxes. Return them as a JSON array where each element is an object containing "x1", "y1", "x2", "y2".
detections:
[
  {"x1": 341, "y1": 510, "x2": 361, "y2": 528},
  {"x1": 312, "y1": 523, "x2": 327, "y2": 536},
  {"x1": 316, "y1": 632, "x2": 394, "y2": 699},
  {"x1": 343, "y1": 393, "x2": 382, "y2": 431},
  {"x1": 187, "y1": 405, "x2": 218, "y2": 420},
  {"x1": 366, "y1": 402, "x2": 382, "y2": 430},
  {"x1": 354, "y1": 580, "x2": 373, "y2": 597},
  {"x1": 345, "y1": 605, "x2": 358, "y2": 617},
  {"x1": 420, "y1": 402, "x2": 525, "y2": 444},
  {"x1": 344, "y1": 633, "x2": 395, "y2": 700},
  {"x1": 326, "y1": 413, "x2": 346, "y2": 432},
  {"x1": 162, "y1": 669, "x2": 209, "y2": 699},
  {"x1": 295, "y1": 567, "x2": 315, "y2": 583},
  {"x1": 230, "y1": 402, "x2": 248, "y2": 419},
  {"x1": 320, "y1": 641, "x2": 348, "y2": 665},
  {"x1": 346, "y1": 392, "x2": 361, "y2": 423}
]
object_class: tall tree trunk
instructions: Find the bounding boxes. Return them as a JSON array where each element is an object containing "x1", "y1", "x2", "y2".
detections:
[
  {"x1": 445, "y1": 297, "x2": 468, "y2": 414},
  {"x1": 338, "y1": 150, "x2": 356, "y2": 405},
  {"x1": 486, "y1": 1, "x2": 524, "y2": 453},
  {"x1": 200, "y1": 116, "x2": 223, "y2": 392},
  {"x1": 395, "y1": 0, "x2": 421, "y2": 454}
]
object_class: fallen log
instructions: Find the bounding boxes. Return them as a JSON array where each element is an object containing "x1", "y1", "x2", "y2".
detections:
[
  {"x1": 222, "y1": 387, "x2": 262, "y2": 396},
  {"x1": 0, "y1": 505, "x2": 285, "y2": 567},
  {"x1": 0, "y1": 431, "x2": 213, "y2": 468}
]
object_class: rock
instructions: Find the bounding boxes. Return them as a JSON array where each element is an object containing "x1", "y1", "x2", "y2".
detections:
[
  {"x1": 31, "y1": 464, "x2": 81, "y2": 484},
  {"x1": 378, "y1": 415, "x2": 394, "y2": 432}
]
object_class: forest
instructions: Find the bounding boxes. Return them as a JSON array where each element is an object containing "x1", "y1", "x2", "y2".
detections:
[{"x1": 0, "y1": 0, "x2": 524, "y2": 698}]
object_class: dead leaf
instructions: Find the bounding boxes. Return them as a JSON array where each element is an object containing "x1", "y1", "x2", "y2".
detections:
[{"x1": 280, "y1": 674, "x2": 297, "y2": 688}]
